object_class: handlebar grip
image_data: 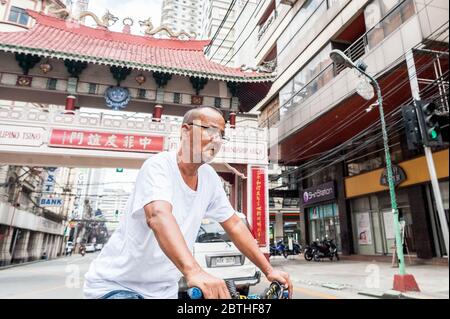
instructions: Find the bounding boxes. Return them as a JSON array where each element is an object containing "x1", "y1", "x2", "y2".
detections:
[{"x1": 187, "y1": 287, "x2": 203, "y2": 299}]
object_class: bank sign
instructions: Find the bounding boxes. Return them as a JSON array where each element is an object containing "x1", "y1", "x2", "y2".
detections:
[
  {"x1": 40, "y1": 197, "x2": 64, "y2": 207},
  {"x1": 302, "y1": 181, "x2": 336, "y2": 205}
]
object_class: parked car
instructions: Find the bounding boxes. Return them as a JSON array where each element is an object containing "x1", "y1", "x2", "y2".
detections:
[
  {"x1": 85, "y1": 243, "x2": 96, "y2": 253},
  {"x1": 178, "y1": 212, "x2": 260, "y2": 297}
]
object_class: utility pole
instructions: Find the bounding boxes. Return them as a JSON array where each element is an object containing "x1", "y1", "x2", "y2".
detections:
[{"x1": 405, "y1": 49, "x2": 449, "y2": 260}]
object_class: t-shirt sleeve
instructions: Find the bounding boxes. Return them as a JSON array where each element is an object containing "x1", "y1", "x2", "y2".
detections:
[
  {"x1": 131, "y1": 155, "x2": 173, "y2": 215},
  {"x1": 204, "y1": 171, "x2": 235, "y2": 223}
]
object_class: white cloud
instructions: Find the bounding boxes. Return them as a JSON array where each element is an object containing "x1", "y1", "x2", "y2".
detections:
[{"x1": 86, "y1": 0, "x2": 163, "y2": 35}]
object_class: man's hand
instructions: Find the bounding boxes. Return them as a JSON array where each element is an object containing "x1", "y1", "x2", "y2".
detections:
[
  {"x1": 266, "y1": 269, "x2": 293, "y2": 299},
  {"x1": 185, "y1": 268, "x2": 231, "y2": 299}
]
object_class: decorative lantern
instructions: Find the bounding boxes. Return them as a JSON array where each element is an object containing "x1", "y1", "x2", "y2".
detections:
[
  {"x1": 229, "y1": 112, "x2": 236, "y2": 129},
  {"x1": 65, "y1": 95, "x2": 76, "y2": 114},
  {"x1": 39, "y1": 60, "x2": 53, "y2": 74},
  {"x1": 152, "y1": 104, "x2": 163, "y2": 122},
  {"x1": 135, "y1": 73, "x2": 146, "y2": 85}
]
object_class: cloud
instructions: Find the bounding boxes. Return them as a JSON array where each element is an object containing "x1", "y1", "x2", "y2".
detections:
[{"x1": 87, "y1": 0, "x2": 163, "y2": 34}]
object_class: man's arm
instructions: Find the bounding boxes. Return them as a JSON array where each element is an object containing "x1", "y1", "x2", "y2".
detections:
[
  {"x1": 144, "y1": 200, "x2": 230, "y2": 299},
  {"x1": 221, "y1": 214, "x2": 293, "y2": 298}
]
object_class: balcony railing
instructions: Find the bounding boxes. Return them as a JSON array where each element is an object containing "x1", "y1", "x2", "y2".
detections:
[{"x1": 260, "y1": 0, "x2": 417, "y2": 128}]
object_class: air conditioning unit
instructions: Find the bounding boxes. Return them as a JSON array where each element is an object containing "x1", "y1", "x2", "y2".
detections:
[{"x1": 279, "y1": 0, "x2": 299, "y2": 6}]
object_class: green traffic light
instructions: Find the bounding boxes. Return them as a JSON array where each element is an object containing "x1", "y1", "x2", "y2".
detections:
[{"x1": 430, "y1": 129, "x2": 438, "y2": 139}]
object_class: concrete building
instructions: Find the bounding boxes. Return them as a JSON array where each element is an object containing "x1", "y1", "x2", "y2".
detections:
[
  {"x1": 160, "y1": 0, "x2": 204, "y2": 37},
  {"x1": 232, "y1": 0, "x2": 449, "y2": 260},
  {"x1": 201, "y1": 0, "x2": 240, "y2": 64},
  {"x1": 0, "y1": 165, "x2": 76, "y2": 265},
  {"x1": 0, "y1": 0, "x2": 75, "y2": 266},
  {"x1": 0, "y1": 0, "x2": 66, "y2": 31},
  {"x1": 63, "y1": 0, "x2": 89, "y2": 16}
]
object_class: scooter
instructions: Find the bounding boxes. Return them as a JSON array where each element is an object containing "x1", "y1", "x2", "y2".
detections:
[
  {"x1": 283, "y1": 240, "x2": 302, "y2": 257},
  {"x1": 269, "y1": 240, "x2": 288, "y2": 258},
  {"x1": 312, "y1": 238, "x2": 339, "y2": 262}
]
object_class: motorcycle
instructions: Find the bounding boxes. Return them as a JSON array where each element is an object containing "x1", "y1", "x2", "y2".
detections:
[
  {"x1": 312, "y1": 238, "x2": 339, "y2": 262},
  {"x1": 269, "y1": 240, "x2": 288, "y2": 258},
  {"x1": 303, "y1": 243, "x2": 314, "y2": 261},
  {"x1": 283, "y1": 240, "x2": 302, "y2": 257}
]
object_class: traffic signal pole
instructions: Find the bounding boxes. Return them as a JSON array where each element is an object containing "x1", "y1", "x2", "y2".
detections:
[{"x1": 406, "y1": 50, "x2": 449, "y2": 261}]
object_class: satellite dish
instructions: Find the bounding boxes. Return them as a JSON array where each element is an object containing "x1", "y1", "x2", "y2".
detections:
[{"x1": 356, "y1": 77, "x2": 375, "y2": 101}]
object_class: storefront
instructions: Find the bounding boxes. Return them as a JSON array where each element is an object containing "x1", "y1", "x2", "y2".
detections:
[
  {"x1": 345, "y1": 149, "x2": 449, "y2": 258},
  {"x1": 302, "y1": 181, "x2": 342, "y2": 250},
  {"x1": 269, "y1": 211, "x2": 301, "y2": 245}
]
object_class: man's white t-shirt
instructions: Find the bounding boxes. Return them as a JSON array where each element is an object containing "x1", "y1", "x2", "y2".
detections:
[{"x1": 83, "y1": 151, "x2": 235, "y2": 299}]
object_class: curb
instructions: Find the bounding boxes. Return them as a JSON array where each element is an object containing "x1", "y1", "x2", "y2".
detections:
[
  {"x1": 0, "y1": 255, "x2": 70, "y2": 271},
  {"x1": 358, "y1": 289, "x2": 443, "y2": 299}
]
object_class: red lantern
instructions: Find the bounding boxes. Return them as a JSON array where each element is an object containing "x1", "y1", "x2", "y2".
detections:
[
  {"x1": 65, "y1": 95, "x2": 76, "y2": 114},
  {"x1": 229, "y1": 112, "x2": 236, "y2": 129},
  {"x1": 152, "y1": 104, "x2": 163, "y2": 122}
]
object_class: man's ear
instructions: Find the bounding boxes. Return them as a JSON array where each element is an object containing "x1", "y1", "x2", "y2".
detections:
[{"x1": 181, "y1": 124, "x2": 190, "y2": 138}]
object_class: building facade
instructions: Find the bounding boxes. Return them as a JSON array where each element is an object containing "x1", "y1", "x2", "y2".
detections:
[
  {"x1": 201, "y1": 0, "x2": 239, "y2": 64},
  {"x1": 160, "y1": 0, "x2": 204, "y2": 37},
  {"x1": 232, "y1": 0, "x2": 449, "y2": 259}
]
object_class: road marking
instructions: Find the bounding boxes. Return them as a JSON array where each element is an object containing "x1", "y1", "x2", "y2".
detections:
[{"x1": 294, "y1": 287, "x2": 338, "y2": 299}]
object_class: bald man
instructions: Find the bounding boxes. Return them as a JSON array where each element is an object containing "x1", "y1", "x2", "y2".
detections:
[{"x1": 83, "y1": 106, "x2": 292, "y2": 299}]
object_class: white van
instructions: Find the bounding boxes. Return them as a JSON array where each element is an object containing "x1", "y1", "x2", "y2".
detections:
[{"x1": 178, "y1": 212, "x2": 261, "y2": 296}]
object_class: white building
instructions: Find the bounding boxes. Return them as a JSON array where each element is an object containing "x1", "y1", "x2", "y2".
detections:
[
  {"x1": 201, "y1": 0, "x2": 240, "y2": 65},
  {"x1": 160, "y1": 0, "x2": 204, "y2": 37},
  {"x1": 64, "y1": 0, "x2": 89, "y2": 17},
  {"x1": 0, "y1": 0, "x2": 67, "y2": 31}
]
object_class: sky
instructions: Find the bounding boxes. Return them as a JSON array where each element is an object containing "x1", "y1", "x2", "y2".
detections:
[{"x1": 86, "y1": 0, "x2": 163, "y2": 35}]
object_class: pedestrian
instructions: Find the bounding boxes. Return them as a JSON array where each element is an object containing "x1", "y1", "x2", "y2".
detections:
[{"x1": 83, "y1": 106, "x2": 292, "y2": 299}]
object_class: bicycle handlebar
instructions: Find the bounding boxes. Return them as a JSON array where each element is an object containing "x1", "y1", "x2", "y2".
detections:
[{"x1": 187, "y1": 280, "x2": 289, "y2": 299}]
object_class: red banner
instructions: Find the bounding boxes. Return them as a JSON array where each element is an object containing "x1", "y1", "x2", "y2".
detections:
[
  {"x1": 251, "y1": 167, "x2": 267, "y2": 247},
  {"x1": 49, "y1": 129, "x2": 164, "y2": 153}
]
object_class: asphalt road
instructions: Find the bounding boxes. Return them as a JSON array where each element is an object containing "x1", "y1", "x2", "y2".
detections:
[{"x1": 0, "y1": 253, "x2": 363, "y2": 299}]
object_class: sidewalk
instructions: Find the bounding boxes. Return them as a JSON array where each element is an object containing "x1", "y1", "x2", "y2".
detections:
[{"x1": 269, "y1": 255, "x2": 449, "y2": 299}]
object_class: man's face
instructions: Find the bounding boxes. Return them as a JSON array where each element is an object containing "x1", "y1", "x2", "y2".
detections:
[{"x1": 181, "y1": 109, "x2": 226, "y2": 164}]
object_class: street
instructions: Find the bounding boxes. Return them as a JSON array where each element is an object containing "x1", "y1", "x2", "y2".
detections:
[
  {"x1": 0, "y1": 253, "x2": 347, "y2": 299},
  {"x1": 2, "y1": 253, "x2": 447, "y2": 299}
]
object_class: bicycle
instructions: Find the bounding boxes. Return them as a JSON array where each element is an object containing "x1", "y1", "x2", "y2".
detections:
[{"x1": 187, "y1": 280, "x2": 290, "y2": 299}]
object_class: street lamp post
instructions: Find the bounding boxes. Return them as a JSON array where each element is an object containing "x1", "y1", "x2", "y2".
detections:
[{"x1": 329, "y1": 50, "x2": 420, "y2": 292}]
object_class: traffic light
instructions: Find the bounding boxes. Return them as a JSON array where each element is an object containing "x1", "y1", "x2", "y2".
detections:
[
  {"x1": 401, "y1": 104, "x2": 422, "y2": 151},
  {"x1": 415, "y1": 100, "x2": 443, "y2": 147}
]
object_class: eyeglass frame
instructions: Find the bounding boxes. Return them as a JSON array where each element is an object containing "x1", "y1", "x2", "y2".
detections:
[{"x1": 186, "y1": 123, "x2": 230, "y2": 142}]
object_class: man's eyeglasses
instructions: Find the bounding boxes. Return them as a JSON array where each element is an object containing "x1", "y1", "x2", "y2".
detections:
[{"x1": 187, "y1": 123, "x2": 230, "y2": 142}]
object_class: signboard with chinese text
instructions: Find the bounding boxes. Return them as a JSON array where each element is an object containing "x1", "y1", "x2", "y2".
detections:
[
  {"x1": 251, "y1": 167, "x2": 267, "y2": 247},
  {"x1": 49, "y1": 129, "x2": 164, "y2": 153}
]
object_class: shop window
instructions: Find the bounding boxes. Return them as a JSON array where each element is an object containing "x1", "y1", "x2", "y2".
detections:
[
  {"x1": 8, "y1": 6, "x2": 29, "y2": 26},
  {"x1": 307, "y1": 203, "x2": 341, "y2": 250}
]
